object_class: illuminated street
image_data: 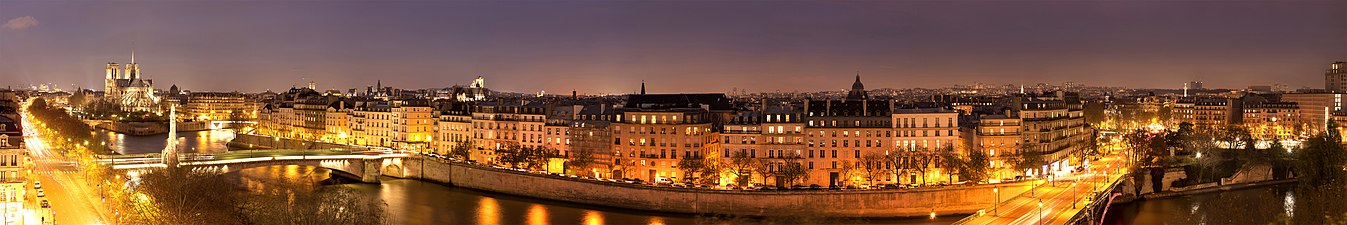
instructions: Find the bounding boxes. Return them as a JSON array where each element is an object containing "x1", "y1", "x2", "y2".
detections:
[
  {"x1": 21, "y1": 107, "x2": 112, "y2": 225},
  {"x1": 961, "y1": 154, "x2": 1127, "y2": 225}
]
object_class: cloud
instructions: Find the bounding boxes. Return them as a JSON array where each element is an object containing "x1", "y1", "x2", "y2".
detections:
[{"x1": 2, "y1": 16, "x2": 38, "y2": 30}]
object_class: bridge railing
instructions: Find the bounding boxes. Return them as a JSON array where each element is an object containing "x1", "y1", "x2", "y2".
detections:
[
  {"x1": 100, "y1": 148, "x2": 409, "y2": 169},
  {"x1": 951, "y1": 179, "x2": 1049, "y2": 225},
  {"x1": 1064, "y1": 174, "x2": 1127, "y2": 225}
]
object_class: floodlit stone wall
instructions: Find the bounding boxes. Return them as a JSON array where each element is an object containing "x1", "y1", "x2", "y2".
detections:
[{"x1": 394, "y1": 158, "x2": 1034, "y2": 218}]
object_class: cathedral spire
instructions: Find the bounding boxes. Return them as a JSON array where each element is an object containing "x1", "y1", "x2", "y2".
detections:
[{"x1": 640, "y1": 80, "x2": 646, "y2": 95}]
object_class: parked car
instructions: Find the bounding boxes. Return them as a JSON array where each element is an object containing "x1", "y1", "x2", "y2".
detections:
[
  {"x1": 809, "y1": 184, "x2": 823, "y2": 190},
  {"x1": 40, "y1": 200, "x2": 49, "y2": 208}
]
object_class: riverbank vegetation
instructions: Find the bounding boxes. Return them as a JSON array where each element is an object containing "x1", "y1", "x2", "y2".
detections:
[{"x1": 109, "y1": 167, "x2": 388, "y2": 225}]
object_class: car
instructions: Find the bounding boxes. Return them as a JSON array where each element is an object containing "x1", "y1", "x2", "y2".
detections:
[
  {"x1": 36, "y1": 190, "x2": 44, "y2": 198},
  {"x1": 882, "y1": 184, "x2": 900, "y2": 189},
  {"x1": 40, "y1": 200, "x2": 49, "y2": 208},
  {"x1": 809, "y1": 184, "x2": 823, "y2": 190},
  {"x1": 763, "y1": 186, "x2": 780, "y2": 191},
  {"x1": 33, "y1": 181, "x2": 41, "y2": 189}
]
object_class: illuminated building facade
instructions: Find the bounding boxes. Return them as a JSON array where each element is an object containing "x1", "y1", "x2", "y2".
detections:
[
  {"x1": 183, "y1": 92, "x2": 252, "y2": 121},
  {"x1": 102, "y1": 52, "x2": 160, "y2": 113},
  {"x1": 611, "y1": 93, "x2": 728, "y2": 183}
]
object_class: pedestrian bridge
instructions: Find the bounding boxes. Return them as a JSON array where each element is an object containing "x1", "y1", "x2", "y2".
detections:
[{"x1": 96, "y1": 149, "x2": 411, "y2": 183}]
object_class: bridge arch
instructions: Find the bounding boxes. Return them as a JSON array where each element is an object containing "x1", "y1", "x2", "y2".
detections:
[{"x1": 198, "y1": 162, "x2": 366, "y2": 182}]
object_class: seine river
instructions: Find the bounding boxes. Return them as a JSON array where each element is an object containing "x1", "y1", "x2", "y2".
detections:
[{"x1": 108, "y1": 130, "x2": 1334, "y2": 225}]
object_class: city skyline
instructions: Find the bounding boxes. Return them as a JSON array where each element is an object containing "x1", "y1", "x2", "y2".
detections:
[{"x1": 2, "y1": 1, "x2": 1345, "y2": 93}]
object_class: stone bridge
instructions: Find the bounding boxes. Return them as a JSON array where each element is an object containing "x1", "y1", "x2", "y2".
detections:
[{"x1": 99, "y1": 150, "x2": 410, "y2": 183}]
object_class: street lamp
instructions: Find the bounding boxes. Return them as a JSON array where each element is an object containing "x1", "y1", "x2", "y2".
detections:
[
  {"x1": 993, "y1": 187, "x2": 1000, "y2": 216},
  {"x1": 1038, "y1": 200, "x2": 1044, "y2": 225}
]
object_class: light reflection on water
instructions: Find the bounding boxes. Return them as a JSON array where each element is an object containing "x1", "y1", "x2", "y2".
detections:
[
  {"x1": 528, "y1": 204, "x2": 548, "y2": 225},
  {"x1": 1106, "y1": 184, "x2": 1347, "y2": 225},
  {"x1": 138, "y1": 132, "x2": 954, "y2": 225},
  {"x1": 230, "y1": 165, "x2": 958, "y2": 225},
  {"x1": 98, "y1": 129, "x2": 237, "y2": 154},
  {"x1": 478, "y1": 198, "x2": 500, "y2": 225}
]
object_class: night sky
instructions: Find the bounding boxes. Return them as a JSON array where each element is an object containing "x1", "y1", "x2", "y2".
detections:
[{"x1": 1, "y1": 1, "x2": 1344, "y2": 94}]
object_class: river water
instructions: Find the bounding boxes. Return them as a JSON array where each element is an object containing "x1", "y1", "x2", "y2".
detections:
[
  {"x1": 110, "y1": 130, "x2": 1341, "y2": 224},
  {"x1": 97, "y1": 129, "x2": 238, "y2": 154},
  {"x1": 115, "y1": 130, "x2": 957, "y2": 225}
]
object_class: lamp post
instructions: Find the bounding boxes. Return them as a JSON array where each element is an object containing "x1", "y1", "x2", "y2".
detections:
[
  {"x1": 1038, "y1": 200, "x2": 1044, "y2": 225},
  {"x1": 993, "y1": 187, "x2": 1000, "y2": 216}
]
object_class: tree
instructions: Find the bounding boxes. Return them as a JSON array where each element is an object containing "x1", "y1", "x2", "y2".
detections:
[
  {"x1": 961, "y1": 148, "x2": 991, "y2": 184},
  {"x1": 698, "y1": 159, "x2": 723, "y2": 186},
  {"x1": 885, "y1": 153, "x2": 911, "y2": 185},
  {"x1": 1215, "y1": 126, "x2": 1253, "y2": 150},
  {"x1": 523, "y1": 146, "x2": 554, "y2": 171},
  {"x1": 837, "y1": 160, "x2": 861, "y2": 187},
  {"x1": 1011, "y1": 144, "x2": 1047, "y2": 178},
  {"x1": 112, "y1": 167, "x2": 245, "y2": 224},
  {"x1": 723, "y1": 151, "x2": 757, "y2": 187},
  {"x1": 910, "y1": 152, "x2": 936, "y2": 185},
  {"x1": 859, "y1": 153, "x2": 889, "y2": 187},
  {"x1": 776, "y1": 157, "x2": 808, "y2": 187},
  {"x1": 675, "y1": 156, "x2": 705, "y2": 184},
  {"x1": 495, "y1": 143, "x2": 526, "y2": 168},
  {"x1": 753, "y1": 159, "x2": 779, "y2": 186},
  {"x1": 940, "y1": 151, "x2": 965, "y2": 183},
  {"x1": 111, "y1": 167, "x2": 388, "y2": 225},
  {"x1": 1295, "y1": 132, "x2": 1347, "y2": 189},
  {"x1": 449, "y1": 140, "x2": 473, "y2": 161}
]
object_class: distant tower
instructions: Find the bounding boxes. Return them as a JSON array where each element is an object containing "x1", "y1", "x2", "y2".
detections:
[
  {"x1": 1183, "y1": 82, "x2": 1190, "y2": 97},
  {"x1": 104, "y1": 63, "x2": 120, "y2": 97},
  {"x1": 308, "y1": 81, "x2": 316, "y2": 90},
  {"x1": 163, "y1": 105, "x2": 179, "y2": 168},
  {"x1": 472, "y1": 76, "x2": 485, "y2": 89},
  {"x1": 640, "y1": 80, "x2": 647, "y2": 95},
  {"x1": 105, "y1": 63, "x2": 120, "y2": 80},
  {"x1": 1327, "y1": 62, "x2": 1347, "y2": 93}
]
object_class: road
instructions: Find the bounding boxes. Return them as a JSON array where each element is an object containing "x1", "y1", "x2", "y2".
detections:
[
  {"x1": 961, "y1": 154, "x2": 1128, "y2": 225},
  {"x1": 22, "y1": 110, "x2": 113, "y2": 225}
]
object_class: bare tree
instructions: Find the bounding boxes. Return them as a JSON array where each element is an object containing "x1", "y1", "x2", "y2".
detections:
[
  {"x1": 885, "y1": 153, "x2": 911, "y2": 185},
  {"x1": 776, "y1": 157, "x2": 809, "y2": 187},
  {"x1": 753, "y1": 159, "x2": 777, "y2": 187},
  {"x1": 910, "y1": 152, "x2": 935, "y2": 185},
  {"x1": 837, "y1": 160, "x2": 861, "y2": 187},
  {"x1": 860, "y1": 153, "x2": 889, "y2": 187},
  {"x1": 110, "y1": 167, "x2": 389, "y2": 225},
  {"x1": 723, "y1": 151, "x2": 757, "y2": 187}
]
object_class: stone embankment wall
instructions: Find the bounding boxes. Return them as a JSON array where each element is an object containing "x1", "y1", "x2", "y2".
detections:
[
  {"x1": 95, "y1": 121, "x2": 167, "y2": 135},
  {"x1": 1116, "y1": 164, "x2": 1294, "y2": 202},
  {"x1": 392, "y1": 158, "x2": 1033, "y2": 218},
  {"x1": 228, "y1": 133, "x2": 370, "y2": 151}
]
